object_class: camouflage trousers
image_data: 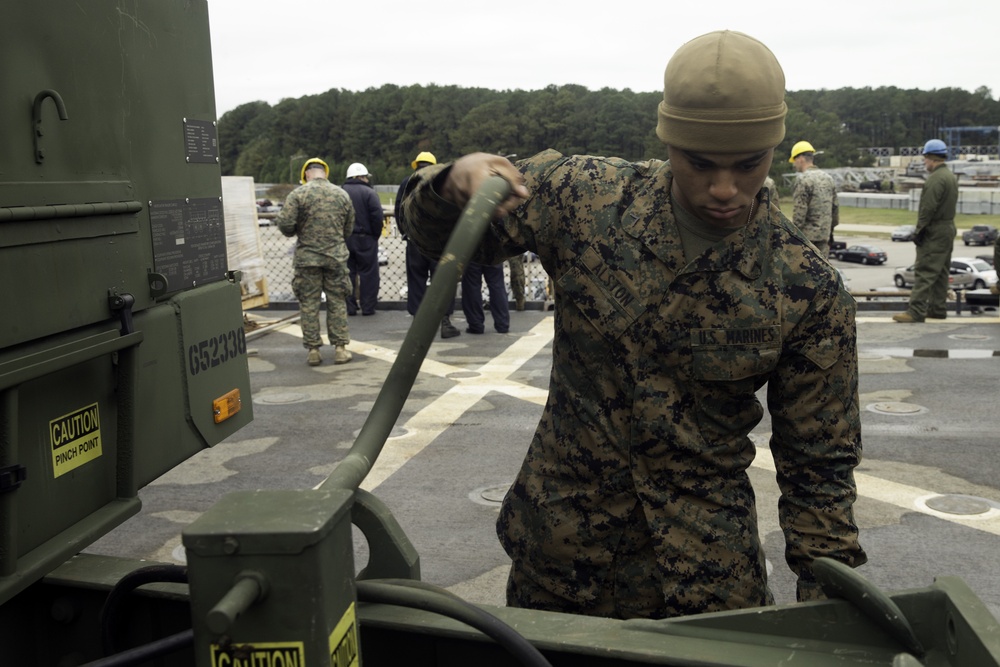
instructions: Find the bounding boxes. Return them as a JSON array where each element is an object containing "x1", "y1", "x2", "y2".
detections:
[
  {"x1": 507, "y1": 254, "x2": 525, "y2": 301},
  {"x1": 292, "y1": 265, "x2": 350, "y2": 349}
]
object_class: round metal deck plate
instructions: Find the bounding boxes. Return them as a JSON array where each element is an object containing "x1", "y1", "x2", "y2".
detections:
[
  {"x1": 867, "y1": 401, "x2": 925, "y2": 415},
  {"x1": 257, "y1": 392, "x2": 310, "y2": 404},
  {"x1": 447, "y1": 371, "x2": 480, "y2": 379},
  {"x1": 924, "y1": 495, "x2": 992, "y2": 516},
  {"x1": 469, "y1": 484, "x2": 510, "y2": 506}
]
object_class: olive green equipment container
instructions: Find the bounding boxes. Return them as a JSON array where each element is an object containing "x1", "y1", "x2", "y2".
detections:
[
  {"x1": 184, "y1": 489, "x2": 358, "y2": 667},
  {"x1": 0, "y1": 0, "x2": 253, "y2": 609}
]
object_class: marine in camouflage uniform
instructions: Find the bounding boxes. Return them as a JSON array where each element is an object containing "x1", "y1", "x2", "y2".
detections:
[
  {"x1": 895, "y1": 144, "x2": 958, "y2": 322},
  {"x1": 790, "y1": 153, "x2": 838, "y2": 257},
  {"x1": 403, "y1": 31, "x2": 865, "y2": 620},
  {"x1": 763, "y1": 176, "x2": 780, "y2": 209},
  {"x1": 507, "y1": 253, "x2": 526, "y2": 310},
  {"x1": 276, "y1": 160, "x2": 355, "y2": 361}
]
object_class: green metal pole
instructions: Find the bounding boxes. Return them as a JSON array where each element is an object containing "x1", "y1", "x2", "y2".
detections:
[{"x1": 321, "y1": 176, "x2": 512, "y2": 492}]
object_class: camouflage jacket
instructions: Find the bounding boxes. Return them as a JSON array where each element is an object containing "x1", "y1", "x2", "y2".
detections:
[
  {"x1": 791, "y1": 166, "x2": 839, "y2": 243},
  {"x1": 276, "y1": 178, "x2": 354, "y2": 268},
  {"x1": 915, "y1": 163, "x2": 958, "y2": 235},
  {"x1": 404, "y1": 150, "x2": 866, "y2": 616}
]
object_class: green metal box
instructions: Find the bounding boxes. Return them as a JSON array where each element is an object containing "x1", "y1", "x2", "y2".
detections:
[{"x1": 184, "y1": 489, "x2": 359, "y2": 667}]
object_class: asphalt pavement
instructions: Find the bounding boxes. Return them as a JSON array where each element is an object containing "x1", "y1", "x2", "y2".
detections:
[{"x1": 87, "y1": 300, "x2": 1000, "y2": 621}]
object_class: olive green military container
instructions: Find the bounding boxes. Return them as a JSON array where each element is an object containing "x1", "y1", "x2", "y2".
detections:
[{"x1": 0, "y1": 0, "x2": 253, "y2": 610}]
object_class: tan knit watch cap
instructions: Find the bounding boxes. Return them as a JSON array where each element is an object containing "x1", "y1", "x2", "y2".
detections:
[{"x1": 656, "y1": 30, "x2": 787, "y2": 152}]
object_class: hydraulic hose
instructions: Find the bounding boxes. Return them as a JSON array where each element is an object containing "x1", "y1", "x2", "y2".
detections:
[
  {"x1": 78, "y1": 564, "x2": 192, "y2": 666},
  {"x1": 98, "y1": 564, "x2": 189, "y2": 655},
  {"x1": 81, "y1": 630, "x2": 194, "y2": 667},
  {"x1": 356, "y1": 579, "x2": 552, "y2": 667},
  {"x1": 321, "y1": 176, "x2": 512, "y2": 492}
]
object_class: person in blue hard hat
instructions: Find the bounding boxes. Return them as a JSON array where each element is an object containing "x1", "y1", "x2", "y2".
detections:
[{"x1": 893, "y1": 139, "x2": 958, "y2": 322}]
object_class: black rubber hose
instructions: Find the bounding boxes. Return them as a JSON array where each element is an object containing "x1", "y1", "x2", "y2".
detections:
[
  {"x1": 321, "y1": 175, "x2": 512, "y2": 492},
  {"x1": 356, "y1": 579, "x2": 552, "y2": 667},
  {"x1": 81, "y1": 629, "x2": 194, "y2": 667},
  {"x1": 98, "y1": 564, "x2": 189, "y2": 655}
]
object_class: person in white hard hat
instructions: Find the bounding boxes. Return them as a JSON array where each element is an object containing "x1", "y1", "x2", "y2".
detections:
[{"x1": 342, "y1": 162, "x2": 384, "y2": 316}]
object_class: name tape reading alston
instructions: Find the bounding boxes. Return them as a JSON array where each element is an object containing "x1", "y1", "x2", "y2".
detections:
[{"x1": 50, "y1": 402, "x2": 103, "y2": 478}]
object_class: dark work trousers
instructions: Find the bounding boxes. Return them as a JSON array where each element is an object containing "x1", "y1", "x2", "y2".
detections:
[
  {"x1": 461, "y1": 262, "x2": 510, "y2": 333},
  {"x1": 346, "y1": 234, "x2": 380, "y2": 315},
  {"x1": 406, "y1": 239, "x2": 455, "y2": 317}
]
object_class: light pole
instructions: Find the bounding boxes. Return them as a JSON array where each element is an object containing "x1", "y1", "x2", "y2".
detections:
[{"x1": 289, "y1": 154, "x2": 307, "y2": 184}]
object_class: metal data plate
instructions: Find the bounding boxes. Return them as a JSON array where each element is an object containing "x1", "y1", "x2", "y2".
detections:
[{"x1": 149, "y1": 198, "x2": 227, "y2": 292}]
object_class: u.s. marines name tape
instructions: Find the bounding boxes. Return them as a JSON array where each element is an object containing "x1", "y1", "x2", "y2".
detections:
[{"x1": 50, "y1": 402, "x2": 103, "y2": 478}]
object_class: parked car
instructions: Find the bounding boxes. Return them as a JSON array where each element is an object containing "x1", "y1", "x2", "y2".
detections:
[
  {"x1": 378, "y1": 246, "x2": 388, "y2": 266},
  {"x1": 893, "y1": 264, "x2": 975, "y2": 289},
  {"x1": 834, "y1": 244, "x2": 887, "y2": 265},
  {"x1": 962, "y1": 225, "x2": 998, "y2": 246},
  {"x1": 891, "y1": 225, "x2": 916, "y2": 242},
  {"x1": 950, "y1": 257, "x2": 997, "y2": 290},
  {"x1": 976, "y1": 254, "x2": 995, "y2": 267}
]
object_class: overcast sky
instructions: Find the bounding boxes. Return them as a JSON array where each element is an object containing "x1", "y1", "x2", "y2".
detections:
[{"x1": 207, "y1": 0, "x2": 1000, "y2": 117}]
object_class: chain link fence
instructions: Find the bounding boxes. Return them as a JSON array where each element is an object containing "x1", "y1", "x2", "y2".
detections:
[{"x1": 256, "y1": 218, "x2": 553, "y2": 309}]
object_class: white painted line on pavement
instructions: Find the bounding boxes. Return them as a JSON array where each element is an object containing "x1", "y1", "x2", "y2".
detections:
[
  {"x1": 359, "y1": 317, "x2": 555, "y2": 491},
  {"x1": 753, "y1": 443, "x2": 1000, "y2": 535}
]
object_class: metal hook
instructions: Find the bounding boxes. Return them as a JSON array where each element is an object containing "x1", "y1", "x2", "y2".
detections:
[{"x1": 32, "y1": 89, "x2": 69, "y2": 164}]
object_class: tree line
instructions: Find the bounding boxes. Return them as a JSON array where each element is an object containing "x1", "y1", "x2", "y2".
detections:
[{"x1": 218, "y1": 83, "x2": 1000, "y2": 188}]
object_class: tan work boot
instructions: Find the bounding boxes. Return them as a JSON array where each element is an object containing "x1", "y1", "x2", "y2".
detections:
[
  {"x1": 892, "y1": 312, "x2": 923, "y2": 323},
  {"x1": 333, "y1": 345, "x2": 352, "y2": 364},
  {"x1": 307, "y1": 348, "x2": 322, "y2": 366}
]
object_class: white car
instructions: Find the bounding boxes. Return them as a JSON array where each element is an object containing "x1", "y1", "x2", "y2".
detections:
[
  {"x1": 893, "y1": 264, "x2": 976, "y2": 289},
  {"x1": 950, "y1": 257, "x2": 997, "y2": 290}
]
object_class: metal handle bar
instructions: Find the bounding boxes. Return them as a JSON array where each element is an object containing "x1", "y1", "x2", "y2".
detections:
[{"x1": 321, "y1": 176, "x2": 513, "y2": 492}]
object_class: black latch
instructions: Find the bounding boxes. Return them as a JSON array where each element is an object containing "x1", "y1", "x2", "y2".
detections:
[
  {"x1": 0, "y1": 464, "x2": 27, "y2": 494},
  {"x1": 108, "y1": 290, "x2": 136, "y2": 335}
]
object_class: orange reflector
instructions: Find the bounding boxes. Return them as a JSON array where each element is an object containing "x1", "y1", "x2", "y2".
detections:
[{"x1": 213, "y1": 389, "x2": 241, "y2": 423}]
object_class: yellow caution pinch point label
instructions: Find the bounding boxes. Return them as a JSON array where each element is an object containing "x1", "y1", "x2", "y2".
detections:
[
  {"x1": 210, "y1": 641, "x2": 306, "y2": 666},
  {"x1": 329, "y1": 602, "x2": 359, "y2": 667},
  {"x1": 50, "y1": 402, "x2": 103, "y2": 478}
]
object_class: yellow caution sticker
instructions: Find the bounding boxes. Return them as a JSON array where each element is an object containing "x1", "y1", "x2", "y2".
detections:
[
  {"x1": 329, "y1": 602, "x2": 359, "y2": 667},
  {"x1": 50, "y1": 402, "x2": 103, "y2": 478},
  {"x1": 209, "y1": 641, "x2": 306, "y2": 666}
]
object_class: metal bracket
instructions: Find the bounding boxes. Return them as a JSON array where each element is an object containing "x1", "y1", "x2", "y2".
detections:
[
  {"x1": 0, "y1": 464, "x2": 27, "y2": 494},
  {"x1": 147, "y1": 272, "x2": 168, "y2": 299}
]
